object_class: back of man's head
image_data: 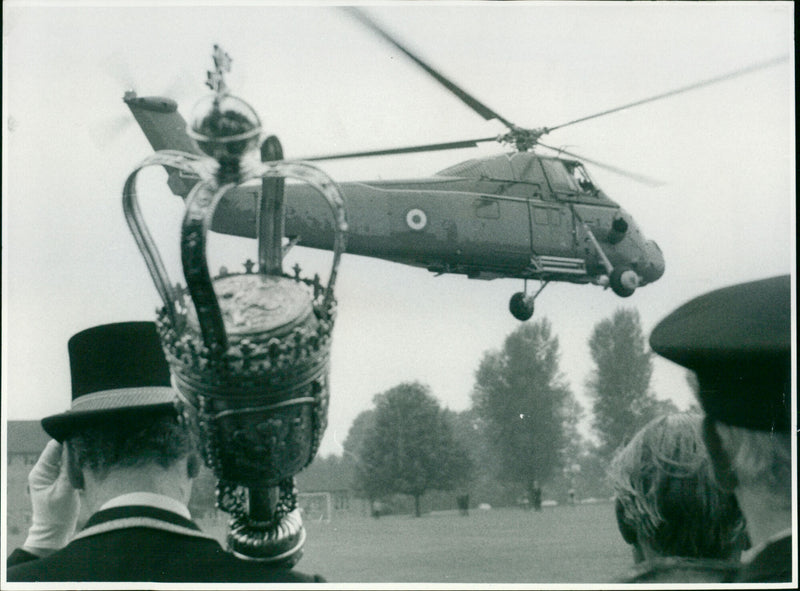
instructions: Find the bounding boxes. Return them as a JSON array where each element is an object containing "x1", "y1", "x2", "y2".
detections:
[
  {"x1": 41, "y1": 322, "x2": 200, "y2": 493},
  {"x1": 609, "y1": 412, "x2": 747, "y2": 561},
  {"x1": 67, "y1": 415, "x2": 197, "y2": 481}
]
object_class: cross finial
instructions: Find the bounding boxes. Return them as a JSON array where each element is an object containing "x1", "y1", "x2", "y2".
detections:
[{"x1": 206, "y1": 44, "x2": 233, "y2": 94}]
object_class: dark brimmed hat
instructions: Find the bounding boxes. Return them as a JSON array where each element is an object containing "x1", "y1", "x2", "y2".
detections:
[
  {"x1": 650, "y1": 275, "x2": 792, "y2": 432},
  {"x1": 42, "y1": 321, "x2": 179, "y2": 442}
]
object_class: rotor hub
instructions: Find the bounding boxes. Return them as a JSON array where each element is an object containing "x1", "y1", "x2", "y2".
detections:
[{"x1": 499, "y1": 126, "x2": 549, "y2": 152}]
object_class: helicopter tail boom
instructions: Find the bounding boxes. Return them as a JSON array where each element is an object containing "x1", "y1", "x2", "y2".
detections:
[{"x1": 124, "y1": 92, "x2": 202, "y2": 197}]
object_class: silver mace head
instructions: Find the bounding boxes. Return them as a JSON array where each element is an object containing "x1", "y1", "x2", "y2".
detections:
[{"x1": 124, "y1": 44, "x2": 348, "y2": 566}]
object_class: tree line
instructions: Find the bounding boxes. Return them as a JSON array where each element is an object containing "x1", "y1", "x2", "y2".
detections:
[{"x1": 303, "y1": 308, "x2": 681, "y2": 516}]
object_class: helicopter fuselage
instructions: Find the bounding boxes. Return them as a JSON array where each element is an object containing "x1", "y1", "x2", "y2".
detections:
[
  {"x1": 125, "y1": 93, "x2": 664, "y2": 310},
  {"x1": 211, "y1": 152, "x2": 664, "y2": 289}
]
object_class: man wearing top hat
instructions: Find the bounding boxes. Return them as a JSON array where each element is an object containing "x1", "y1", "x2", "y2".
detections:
[
  {"x1": 7, "y1": 321, "x2": 323, "y2": 582},
  {"x1": 649, "y1": 274, "x2": 793, "y2": 583}
]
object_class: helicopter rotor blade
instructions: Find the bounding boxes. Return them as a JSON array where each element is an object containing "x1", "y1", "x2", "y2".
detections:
[
  {"x1": 547, "y1": 54, "x2": 789, "y2": 133},
  {"x1": 343, "y1": 7, "x2": 517, "y2": 130},
  {"x1": 300, "y1": 137, "x2": 497, "y2": 161},
  {"x1": 538, "y1": 142, "x2": 665, "y2": 188}
]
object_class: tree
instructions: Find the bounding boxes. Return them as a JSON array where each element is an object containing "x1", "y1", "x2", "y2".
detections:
[
  {"x1": 342, "y1": 409, "x2": 382, "y2": 506},
  {"x1": 447, "y1": 408, "x2": 515, "y2": 507},
  {"x1": 471, "y1": 319, "x2": 578, "y2": 506},
  {"x1": 358, "y1": 382, "x2": 472, "y2": 517},
  {"x1": 587, "y1": 307, "x2": 673, "y2": 459}
]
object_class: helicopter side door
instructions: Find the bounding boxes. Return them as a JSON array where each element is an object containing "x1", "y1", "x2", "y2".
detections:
[
  {"x1": 528, "y1": 191, "x2": 575, "y2": 259},
  {"x1": 523, "y1": 159, "x2": 579, "y2": 259}
]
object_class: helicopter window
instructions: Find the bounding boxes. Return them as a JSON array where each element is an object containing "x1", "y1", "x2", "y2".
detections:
[
  {"x1": 540, "y1": 159, "x2": 579, "y2": 193},
  {"x1": 474, "y1": 198, "x2": 500, "y2": 219},
  {"x1": 566, "y1": 162, "x2": 597, "y2": 193},
  {"x1": 548, "y1": 210, "x2": 560, "y2": 226}
]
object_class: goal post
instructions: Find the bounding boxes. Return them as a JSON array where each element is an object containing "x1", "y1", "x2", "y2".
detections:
[{"x1": 298, "y1": 491, "x2": 333, "y2": 523}]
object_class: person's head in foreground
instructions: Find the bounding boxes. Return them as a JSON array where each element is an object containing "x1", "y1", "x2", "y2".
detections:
[
  {"x1": 7, "y1": 321, "x2": 321, "y2": 583},
  {"x1": 649, "y1": 274, "x2": 792, "y2": 584},
  {"x1": 609, "y1": 412, "x2": 747, "y2": 566},
  {"x1": 45, "y1": 322, "x2": 200, "y2": 516}
]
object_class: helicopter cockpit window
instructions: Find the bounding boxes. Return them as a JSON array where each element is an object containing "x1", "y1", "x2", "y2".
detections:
[
  {"x1": 540, "y1": 158, "x2": 579, "y2": 193},
  {"x1": 566, "y1": 162, "x2": 597, "y2": 194}
]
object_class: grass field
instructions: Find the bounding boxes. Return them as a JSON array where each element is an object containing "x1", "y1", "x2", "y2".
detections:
[
  {"x1": 204, "y1": 502, "x2": 632, "y2": 584},
  {"x1": 7, "y1": 501, "x2": 632, "y2": 583}
]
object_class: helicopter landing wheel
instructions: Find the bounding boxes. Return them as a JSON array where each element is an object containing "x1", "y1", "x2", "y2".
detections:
[
  {"x1": 609, "y1": 266, "x2": 639, "y2": 297},
  {"x1": 509, "y1": 292, "x2": 535, "y2": 321}
]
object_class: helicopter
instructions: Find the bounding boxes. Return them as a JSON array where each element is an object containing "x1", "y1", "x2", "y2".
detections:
[{"x1": 123, "y1": 9, "x2": 785, "y2": 321}]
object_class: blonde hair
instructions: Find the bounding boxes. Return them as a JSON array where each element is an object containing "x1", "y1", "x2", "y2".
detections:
[{"x1": 608, "y1": 412, "x2": 746, "y2": 559}]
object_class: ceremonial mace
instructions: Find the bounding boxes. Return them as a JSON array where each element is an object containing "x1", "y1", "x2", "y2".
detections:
[{"x1": 123, "y1": 46, "x2": 347, "y2": 564}]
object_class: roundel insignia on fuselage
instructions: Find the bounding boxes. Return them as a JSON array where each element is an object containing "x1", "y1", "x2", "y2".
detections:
[{"x1": 406, "y1": 208, "x2": 427, "y2": 231}]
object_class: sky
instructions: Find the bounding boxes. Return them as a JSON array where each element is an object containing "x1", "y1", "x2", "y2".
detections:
[{"x1": 2, "y1": 1, "x2": 795, "y2": 458}]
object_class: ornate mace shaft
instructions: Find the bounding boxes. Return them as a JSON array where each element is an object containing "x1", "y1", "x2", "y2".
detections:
[{"x1": 123, "y1": 45, "x2": 347, "y2": 564}]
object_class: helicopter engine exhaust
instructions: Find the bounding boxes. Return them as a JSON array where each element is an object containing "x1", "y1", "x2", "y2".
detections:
[{"x1": 607, "y1": 216, "x2": 629, "y2": 245}]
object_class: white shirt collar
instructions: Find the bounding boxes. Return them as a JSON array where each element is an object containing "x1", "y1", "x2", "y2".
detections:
[{"x1": 99, "y1": 492, "x2": 192, "y2": 520}]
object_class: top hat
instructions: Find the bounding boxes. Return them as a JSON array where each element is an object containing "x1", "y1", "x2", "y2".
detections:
[
  {"x1": 41, "y1": 321, "x2": 179, "y2": 442},
  {"x1": 650, "y1": 275, "x2": 792, "y2": 432}
]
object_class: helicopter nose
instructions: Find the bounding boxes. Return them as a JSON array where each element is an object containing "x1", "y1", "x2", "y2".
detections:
[{"x1": 641, "y1": 240, "x2": 665, "y2": 283}]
